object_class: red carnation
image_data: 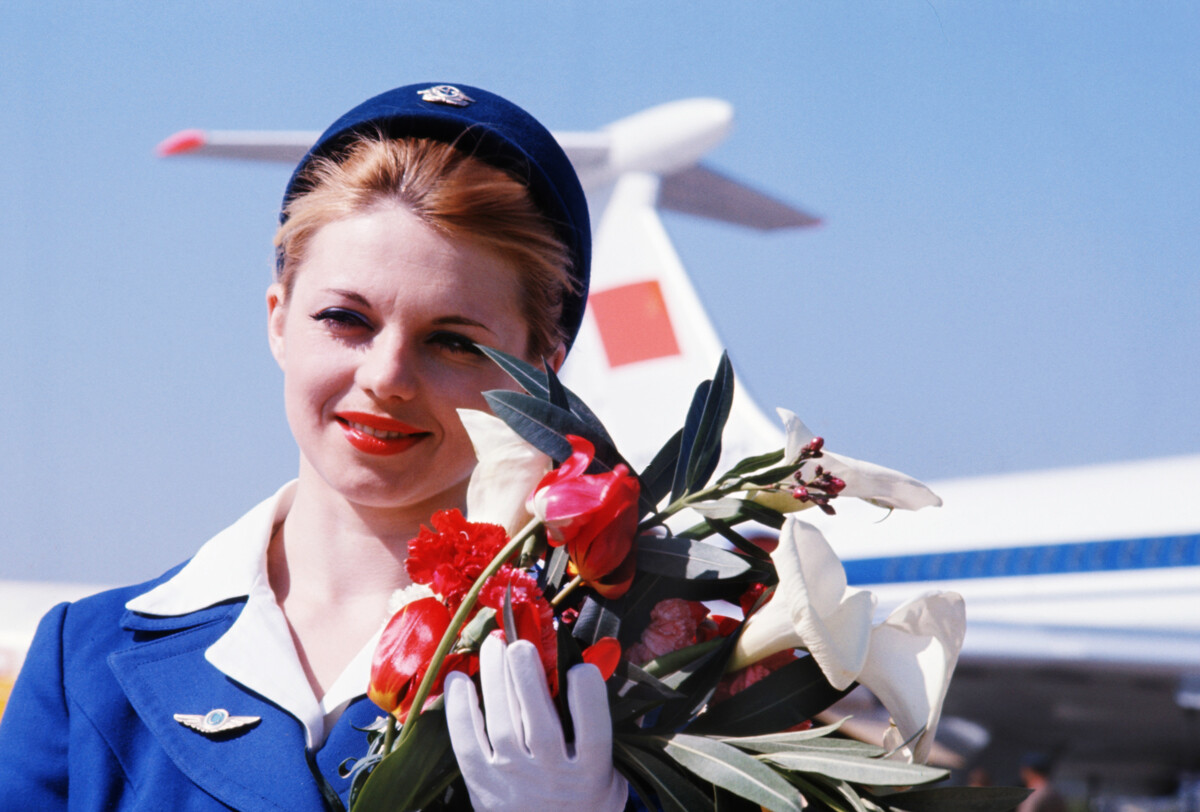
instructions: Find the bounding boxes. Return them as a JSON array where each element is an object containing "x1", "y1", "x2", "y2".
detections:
[{"x1": 406, "y1": 509, "x2": 509, "y2": 609}]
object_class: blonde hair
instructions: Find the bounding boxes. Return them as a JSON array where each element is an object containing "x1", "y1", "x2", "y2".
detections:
[{"x1": 274, "y1": 135, "x2": 575, "y2": 360}]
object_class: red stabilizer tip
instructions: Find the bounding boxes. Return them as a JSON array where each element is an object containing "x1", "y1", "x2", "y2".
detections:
[{"x1": 156, "y1": 129, "x2": 207, "y2": 157}]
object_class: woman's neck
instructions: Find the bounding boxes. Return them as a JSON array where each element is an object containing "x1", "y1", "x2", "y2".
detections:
[
  {"x1": 269, "y1": 473, "x2": 442, "y2": 606},
  {"x1": 266, "y1": 466, "x2": 467, "y2": 699}
]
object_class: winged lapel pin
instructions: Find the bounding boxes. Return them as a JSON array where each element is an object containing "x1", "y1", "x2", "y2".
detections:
[{"x1": 174, "y1": 708, "x2": 261, "y2": 736}]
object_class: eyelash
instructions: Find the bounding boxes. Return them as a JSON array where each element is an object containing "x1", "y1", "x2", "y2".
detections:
[
  {"x1": 311, "y1": 307, "x2": 370, "y2": 330},
  {"x1": 430, "y1": 331, "x2": 484, "y2": 356},
  {"x1": 311, "y1": 309, "x2": 483, "y2": 357}
]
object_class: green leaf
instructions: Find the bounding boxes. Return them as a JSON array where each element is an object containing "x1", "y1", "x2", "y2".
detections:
[
  {"x1": 478, "y1": 345, "x2": 616, "y2": 450},
  {"x1": 352, "y1": 708, "x2": 458, "y2": 812},
  {"x1": 868, "y1": 786, "x2": 1033, "y2": 812},
  {"x1": 656, "y1": 732, "x2": 805, "y2": 812},
  {"x1": 687, "y1": 655, "x2": 852, "y2": 737},
  {"x1": 785, "y1": 772, "x2": 872, "y2": 812},
  {"x1": 544, "y1": 361, "x2": 570, "y2": 409},
  {"x1": 619, "y1": 750, "x2": 665, "y2": 812},
  {"x1": 729, "y1": 737, "x2": 886, "y2": 758},
  {"x1": 714, "y1": 785, "x2": 768, "y2": 811},
  {"x1": 688, "y1": 498, "x2": 747, "y2": 519},
  {"x1": 727, "y1": 499, "x2": 788, "y2": 530},
  {"x1": 555, "y1": 621, "x2": 584, "y2": 742},
  {"x1": 725, "y1": 728, "x2": 885, "y2": 758},
  {"x1": 636, "y1": 534, "x2": 771, "y2": 585},
  {"x1": 640, "y1": 428, "x2": 683, "y2": 512},
  {"x1": 483, "y1": 390, "x2": 633, "y2": 480},
  {"x1": 306, "y1": 748, "x2": 347, "y2": 812},
  {"x1": 742, "y1": 463, "x2": 806, "y2": 488},
  {"x1": 650, "y1": 633, "x2": 737, "y2": 731},
  {"x1": 501, "y1": 585, "x2": 518, "y2": 644},
  {"x1": 677, "y1": 518, "x2": 719, "y2": 542},
  {"x1": 612, "y1": 659, "x2": 685, "y2": 700},
  {"x1": 762, "y1": 749, "x2": 947, "y2": 787},
  {"x1": 701, "y1": 517, "x2": 776, "y2": 560},
  {"x1": 719, "y1": 720, "x2": 850, "y2": 748},
  {"x1": 456, "y1": 606, "x2": 497, "y2": 652},
  {"x1": 719, "y1": 448, "x2": 786, "y2": 482},
  {"x1": 721, "y1": 721, "x2": 890, "y2": 759},
  {"x1": 484, "y1": 390, "x2": 574, "y2": 462},
  {"x1": 615, "y1": 738, "x2": 716, "y2": 812},
  {"x1": 641, "y1": 637, "x2": 724, "y2": 680},
  {"x1": 478, "y1": 344, "x2": 551, "y2": 399},
  {"x1": 684, "y1": 353, "x2": 735, "y2": 494},
  {"x1": 608, "y1": 662, "x2": 683, "y2": 726},
  {"x1": 672, "y1": 379, "x2": 711, "y2": 502},
  {"x1": 572, "y1": 594, "x2": 623, "y2": 645},
  {"x1": 544, "y1": 544, "x2": 570, "y2": 591},
  {"x1": 596, "y1": 571, "x2": 671, "y2": 648}
]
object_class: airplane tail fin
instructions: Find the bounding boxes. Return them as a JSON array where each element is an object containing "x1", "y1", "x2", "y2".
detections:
[{"x1": 561, "y1": 172, "x2": 785, "y2": 470}]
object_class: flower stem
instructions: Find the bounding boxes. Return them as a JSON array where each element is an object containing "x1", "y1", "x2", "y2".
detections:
[
  {"x1": 392, "y1": 515, "x2": 542, "y2": 751},
  {"x1": 381, "y1": 714, "x2": 396, "y2": 754},
  {"x1": 638, "y1": 482, "x2": 726, "y2": 531},
  {"x1": 549, "y1": 574, "x2": 583, "y2": 607}
]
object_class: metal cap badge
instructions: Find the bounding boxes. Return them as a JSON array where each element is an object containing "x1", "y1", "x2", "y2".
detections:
[{"x1": 417, "y1": 85, "x2": 475, "y2": 107}]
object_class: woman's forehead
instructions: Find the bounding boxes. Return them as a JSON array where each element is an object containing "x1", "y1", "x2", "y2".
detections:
[{"x1": 296, "y1": 207, "x2": 526, "y2": 322}]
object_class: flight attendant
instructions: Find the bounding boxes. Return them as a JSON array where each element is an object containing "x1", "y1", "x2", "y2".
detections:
[{"x1": 0, "y1": 83, "x2": 626, "y2": 811}]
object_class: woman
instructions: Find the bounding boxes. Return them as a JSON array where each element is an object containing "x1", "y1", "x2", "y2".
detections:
[{"x1": 0, "y1": 83, "x2": 626, "y2": 811}]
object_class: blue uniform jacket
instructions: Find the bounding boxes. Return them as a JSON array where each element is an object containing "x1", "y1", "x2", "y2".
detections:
[{"x1": 0, "y1": 566, "x2": 382, "y2": 811}]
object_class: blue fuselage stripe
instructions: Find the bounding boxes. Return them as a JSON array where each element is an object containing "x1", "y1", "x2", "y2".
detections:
[{"x1": 842, "y1": 532, "x2": 1200, "y2": 585}]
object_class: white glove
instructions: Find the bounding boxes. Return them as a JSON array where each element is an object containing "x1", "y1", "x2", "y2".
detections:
[{"x1": 445, "y1": 635, "x2": 627, "y2": 811}]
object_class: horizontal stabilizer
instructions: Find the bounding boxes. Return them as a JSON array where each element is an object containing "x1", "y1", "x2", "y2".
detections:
[
  {"x1": 659, "y1": 164, "x2": 821, "y2": 230},
  {"x1": 156, "y1": 130, "x2": 318, "y2": 162}
]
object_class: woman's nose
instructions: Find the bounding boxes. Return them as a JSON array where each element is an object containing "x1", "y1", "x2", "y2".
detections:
[{"x1": 358, "y1": 335, "x2": 419, "y2": 401}]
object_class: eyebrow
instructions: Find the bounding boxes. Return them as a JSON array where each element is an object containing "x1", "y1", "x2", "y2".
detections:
[
  {"x1": 325, "y1": 289, "x2": 496, "y2": 336},
  {"x1": 327, "y1": 289, "x2": 371, "y2": 307},
  {"x1": 433, "y1": 315, "x2": 496, "y2": 336}
]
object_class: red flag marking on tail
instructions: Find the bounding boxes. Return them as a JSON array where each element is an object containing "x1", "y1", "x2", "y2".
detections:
[{"x1": 588, "y1": 280, "x2": 681, "y2": 368}]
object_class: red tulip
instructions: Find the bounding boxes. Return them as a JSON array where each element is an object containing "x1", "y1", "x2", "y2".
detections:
[
  {"x1": 368, "y1": 596, "x2": 475, "y2": 721},
  {"x1": 547, "y1": 636, "x2": 622, "y2": 697},
  {"x1": 527, "y1": 436, "x2": 639, "y2": 599},
  {"x1": 582, "y1": 636, "x2": 622, "y2": 680}
]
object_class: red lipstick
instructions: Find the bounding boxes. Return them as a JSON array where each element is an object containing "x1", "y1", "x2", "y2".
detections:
[{"x1": 335, "y1": 411, "x2": 428, "y2": 456}]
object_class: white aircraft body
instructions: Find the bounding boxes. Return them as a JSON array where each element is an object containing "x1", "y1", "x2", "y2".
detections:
[{"x1": 3, "y1": 97, "x2": 1198, "y2": 797}]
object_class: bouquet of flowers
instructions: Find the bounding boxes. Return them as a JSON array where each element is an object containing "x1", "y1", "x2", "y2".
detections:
[{"x1": 343, "y1": 349, "x2": 1027, "y2": 812}]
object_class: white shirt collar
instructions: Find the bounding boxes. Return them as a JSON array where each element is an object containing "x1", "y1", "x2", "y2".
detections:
[{"x1": 125, "y1": 482, "x2": 382, "y2": 748}]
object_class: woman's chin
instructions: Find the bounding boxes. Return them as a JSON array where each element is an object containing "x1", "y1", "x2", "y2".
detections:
[{"x1": 303, "y1": 464, "x2": 471, "y2": 519}]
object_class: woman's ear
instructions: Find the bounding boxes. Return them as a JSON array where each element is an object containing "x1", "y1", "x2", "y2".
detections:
[
  {"x1": 266, "y1": 282, "x2": 287, "y2": 370},
  {"x1": 546, "y1": 343, "x2": 567, "y2": 374}
]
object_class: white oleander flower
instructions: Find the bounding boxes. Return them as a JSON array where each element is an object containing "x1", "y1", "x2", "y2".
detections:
[
  {"x1": 750, "y1": 408, "x2": 942, "y2": 514},
  {"x1": 458, "y1": 408, "x2": 552, "y2": 536},
  {"x1": 729, "y1": 517, "x2": 875, "y2": 689},
  {"x1": 857, "y1": 592, "x2": 966, "y2": 763}
]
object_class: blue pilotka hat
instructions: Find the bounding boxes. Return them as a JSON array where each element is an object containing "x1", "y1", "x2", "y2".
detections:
[{"x1": 280, "y1": 83, "x2": 591, "y2": 349}]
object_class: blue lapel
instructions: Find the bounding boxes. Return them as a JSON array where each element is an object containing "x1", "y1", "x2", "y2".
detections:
[
  {"x1": 315, "y1": 697, "x2": 389, "y2": 808},
  {"x1": 109, "y1": 602, "x2": 332, "y2": 812}
]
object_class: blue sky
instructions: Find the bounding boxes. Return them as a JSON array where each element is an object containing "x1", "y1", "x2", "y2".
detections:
[{"x1": 3, "y1": 2, "x2": 1198, "y2": 583}]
